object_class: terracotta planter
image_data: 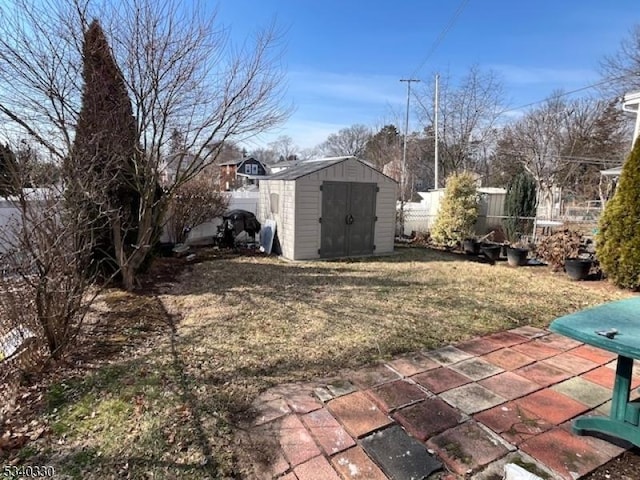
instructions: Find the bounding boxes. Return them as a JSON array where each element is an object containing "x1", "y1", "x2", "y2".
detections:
[
  {"x1": 506, "y1": 247, "x2": 529, "y2": 267},
  {"x1": 565, "y1": 258, "x2": 592, "y2": 280}
]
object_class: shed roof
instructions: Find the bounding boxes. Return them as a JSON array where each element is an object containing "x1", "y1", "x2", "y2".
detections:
[{"x1": 265, "y1": 156, "x2": 393, "y2": 181}]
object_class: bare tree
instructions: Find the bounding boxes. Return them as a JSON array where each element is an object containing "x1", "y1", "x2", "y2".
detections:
[
  {"x1": 495, "y1": 94, "x2": 628, "y2": 217},
  {"x1": 317, "y1": 124, "x2": 372, "y2": 157},
  {"x1": 268, "y1": 135, "x2": 298, "y2": 162},
  {"x1": 416, "y1": 66, "x2": 505, "y2": 185},
  {"x1": 600, "y1": 24, "x2": 640, "y2": 96},
  {"x1": 0, "y1": 0, "x2": 289, "y2": 290}
]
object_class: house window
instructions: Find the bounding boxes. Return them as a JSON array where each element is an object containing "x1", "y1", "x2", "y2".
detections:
[
  {"x1": 245, "y1": 164, "x2": 252, "y2": 174},
  {"x1": 251, "y1": 164, "x2": 259, "y2": 175}
]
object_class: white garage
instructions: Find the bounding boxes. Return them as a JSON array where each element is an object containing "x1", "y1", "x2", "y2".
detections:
[{"x1": 258, "y1": 156, "x2": 397, "y2": 260}]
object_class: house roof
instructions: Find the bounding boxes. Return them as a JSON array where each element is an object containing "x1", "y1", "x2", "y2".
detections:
[
  {"x1": 219, "y1": 156, "x2": 265, "y2": 167},
  {"x1": 266, "y1": 156, "x2": 393, "y2": 182}
]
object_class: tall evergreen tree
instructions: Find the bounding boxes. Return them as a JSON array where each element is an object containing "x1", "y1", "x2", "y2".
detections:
[
  {"x1": 69, "y1": 19, "x2": 141, "y2": 279},
  {"x1": 0, "y1": 143, "x2": 19, "y2": 197},
  {"x1": 503, "y1": 172, "x2": 537, "y2": 244},
  {"x1": 597, "y1": 138, "x2": 640, "y2": 290}
]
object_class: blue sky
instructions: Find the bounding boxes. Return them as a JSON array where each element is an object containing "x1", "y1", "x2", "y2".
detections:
[{"x1": 215, "y1": 0, "x2": 639, "y2": 150}]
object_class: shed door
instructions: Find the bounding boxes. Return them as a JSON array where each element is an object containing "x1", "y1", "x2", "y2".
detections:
[{"x1": 320, "y1": 182, "x2": 376, "y2": 258}]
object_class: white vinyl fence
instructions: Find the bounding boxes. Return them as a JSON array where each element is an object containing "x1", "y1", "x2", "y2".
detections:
[
  {"x1": 2, "y1": 191, "x2": 260, "y2": 251},
  {"x1": 399, "y1": 188, "x2": 507, "y2": 236},
  {"x1": 165, "y1": 190, "x2": 260, "y2": 244}
]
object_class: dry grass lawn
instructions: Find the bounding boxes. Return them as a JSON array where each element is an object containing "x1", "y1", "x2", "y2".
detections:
[{"x1": 3, "y1": 246, "x2": 632, "y2": 479}]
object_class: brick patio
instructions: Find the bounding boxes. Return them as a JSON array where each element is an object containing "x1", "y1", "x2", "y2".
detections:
[{"x1": 240, "y1": 327, "x2": 639, "y2": 479}]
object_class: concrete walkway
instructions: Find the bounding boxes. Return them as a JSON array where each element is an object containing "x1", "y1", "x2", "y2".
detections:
[{"x1": 241, "y1": 326, "x2": 639, "y2": 479}]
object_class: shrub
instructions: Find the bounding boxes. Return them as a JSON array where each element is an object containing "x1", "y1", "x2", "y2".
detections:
[
  {"x1": 503, "y1": 172, "x2": 537, "y2": 244},
  {"x1": 535, "y1": 229, "x2": 583, "y2": 271},
  {"x1": 165, "y1": 178, "x2": 229, "y2": 244},
  {"x1": 431, "y1": 172, "x2": 479, "y2": 247},
  {"x1": 597, "y1": 138, "x2": 640, "y2": 290}
]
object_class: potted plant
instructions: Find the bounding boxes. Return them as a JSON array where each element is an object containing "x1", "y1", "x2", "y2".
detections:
[
  {"x1": 535, "y1": 229, "x2": 593, "y2": 280},
  {"x1": 480, "y1": 242, "x2": 502, "y2": 261},
  {"x1": 462, "y1": 238, "x2": 481, "y2": 255},
  {"x1": 564, "y1": 256, "x2": 593, "y2": 280},
  {"x1": 506, "y1": 241, "x2": 529, "y2": 266}
]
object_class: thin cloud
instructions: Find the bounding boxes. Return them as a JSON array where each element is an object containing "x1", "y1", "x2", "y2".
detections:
[{"x1": 289, "y1": 70, "x2": 406, "y2": 105}]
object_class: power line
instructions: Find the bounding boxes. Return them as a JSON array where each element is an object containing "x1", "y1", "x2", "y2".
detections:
[
  {"x1": 410, "y1": 0, "x2": 471, "y2": 78},
  {"x1": 497, "y1": 72, "x2": 638, "y2": 116}
]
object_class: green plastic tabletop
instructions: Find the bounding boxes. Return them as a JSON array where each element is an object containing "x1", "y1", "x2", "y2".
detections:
[
  {"x1": 550, "y1": 296, "x2": 640, "y2": 447},
  {"x1": 549, "y1": 296, "x2": 640, "y2": 359}
]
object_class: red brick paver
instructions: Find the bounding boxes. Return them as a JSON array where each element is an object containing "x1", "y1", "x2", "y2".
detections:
[
  {"x1": 301, "y1": 408, "x2": 356, "y2": 455},
  {"x1": 348, "y1": 364, "x2": 400, "y2": 389},
  {"x1": 412, "y1": 367, "x2": 472, "y2": 394},
  {"x1": 570, "y1": 345, "x2": 617, "y2": 364},
  {"x1": 253, "y1": 398, "x2": 291, "y2": 426},
  {"x1": 513, "y1": 389, "x2": 589, "y2": 425},
  {"x1": 479, "y1": 371, "x2": 541, "y2": 401},
  {"x1": 515, "y1": 361, "x2": 572, "y2": 387},
  {"x1": 426, "y1": 420, "x2": 511, "y2": 475},
  {"x1": 279, "y1": 472, "x2": 299, "y2": 480},
  {"x1": 474, "y1": 401, "x2": 553, "y2": 445},
  {"x1": 367, "y1": 380, "x2": 428, "y2": 412},
  {"x1": 294, "y1": 455, "x2": 341, "y2": 480},
  {"x1": 287, "y1": 394, "x2": 323, "y2": 414},
  {"x1": 386, "y1": 353, "x2": 439, "y2": 377},
  {"x1": 582, "y1": 365, "x2": 640, "y2": 390},
  {"x1": 482, "y1": 348, "x2": 536, "y2": 371},
  {"x1": 485, "y1": 331, "x2": 529, "y2": 348},
  {"x1": 331, "y1": 446, "x2": 387, "y2": 480},
  {"x1": 536, "y1": 333, "x2": 583, "y2": 351},
  {"x1": 278, "y1": 415, "x2": 322, "y2": 467},
  {"x1": 327, "y1": 391, "x2": 392, "y2": 438},
  {"x1": 512, "y1": 340, "x2": 563, "y2": 360},
  {"x1": 393, "y1": 396, "x2": 463, "y2": 440},
  {"x1": 520, "y1": 428, "x2": 613, "y2": 480},
  {"x1": 547, "y1": 351, "x2": 600, "y2": 375},
  {"x1": 456, "y1": 337, "x2": 503, "y2": 355}
]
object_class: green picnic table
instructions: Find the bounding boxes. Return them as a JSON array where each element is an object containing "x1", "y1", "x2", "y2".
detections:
[{"x1": 550, "y1": 296, "x2": 640, "y2": 446}]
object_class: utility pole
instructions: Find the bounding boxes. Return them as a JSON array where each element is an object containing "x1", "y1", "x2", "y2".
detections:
[
  {"x1": 399, "y1": 78, "x2": 419, "y2": 237},
  {"x1": 434, "y1": 73, "x2": 439, "y2": 189},
  {"x1": 400, "y1": 78, "x2": 420, "y2": 200}
]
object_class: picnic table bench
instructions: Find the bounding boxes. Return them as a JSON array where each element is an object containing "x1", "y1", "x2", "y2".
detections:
[{"x1": 550, "y1": 296, "x2": 640, "y2": 447}]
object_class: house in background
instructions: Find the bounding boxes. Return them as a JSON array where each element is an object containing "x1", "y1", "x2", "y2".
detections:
[
  {"x1": 623, "y1": 90, "x2": 640, "y2": 147},
  {"x1": 219, "y1": 156, "x2": 268, "y2": 191}
]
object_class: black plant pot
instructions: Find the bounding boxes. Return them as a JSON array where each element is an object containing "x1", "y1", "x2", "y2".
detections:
[
  {"x1": 463, "y1": 239, "x2": 480, "y2": 255},
  {"x1": 506, "y1": 247, "x2": 529, "y2": 267},
  {"x1": 481, "y1": 244, "x2": 502, "y2": 261},
  {"x1": 565, "y1": 258, "x2": 592, "y2": 280}
]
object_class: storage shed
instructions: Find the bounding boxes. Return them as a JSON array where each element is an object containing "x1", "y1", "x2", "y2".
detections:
[{"x1": 258, "y1": 156, "x2": 397, "y2": 260}]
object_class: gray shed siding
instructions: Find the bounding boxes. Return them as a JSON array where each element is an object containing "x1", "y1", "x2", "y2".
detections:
[{"x1": 259, "y1": 157, "x2": 396, "y2": 260}]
